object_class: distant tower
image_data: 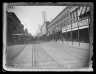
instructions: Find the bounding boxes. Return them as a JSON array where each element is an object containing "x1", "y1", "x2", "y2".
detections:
[{"x1": 42, "y1": 11, "x2": 47, "y2": 23}]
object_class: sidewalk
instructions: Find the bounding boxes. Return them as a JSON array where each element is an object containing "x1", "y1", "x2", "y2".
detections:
[
  {"x1": 39, "y1": 42, "x2": 90, "y2": 69},
  {"x1": 57, "y1": 40, "x2": 89, "y2": 49}
]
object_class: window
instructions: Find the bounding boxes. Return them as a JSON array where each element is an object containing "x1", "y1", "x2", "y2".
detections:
[
  {"x1": 77, "y1": 7, "x2": 81, "y2": 20},
  {"x1": 61, "y1": 16, "x2": 63, "y2": 21},
  {"x1": 69, "y1": 17, "x2": 71, "y2": 25},
  {"x1": 66, "y1": 12, "x2": 69, "y2": 18},
  {"x1": 63, "y1": 14, "x2": 65, "y2": 19},
  {"x1": 60, "y1": 17, "x2": 62, "y2": 22},
  {"x1": 70, "y1": 13, "x2": 73, "y2": 24},
  {"x1": 56, "y1": 20, "x2": 58, "y2": 24},
  {"x1": 75, "y1": 8, "x2": 78, "y2": 22},
  {"x1": 81, "y1": 6, "x2": 86, "y2": 15},
  {"x1": 86, "y1": 7, "x2": 90, "y2": 13},
  {"x1": 77, "y1": 6, "x2": 89, "y2": 20},
  {"x1": 73, "y1": 11, "x2": 75, "y2": 23},
  {"x1": 67, "y1": 19, "x2": 69, "y2": 25},
  {"x1": 73, "y1": 9, "x2": 78, "y2": 23},
  {"x1": 66, "y1": 19, "x2": 68, "y2": 26},
  {"x1": 83, "y1": 6, "x2": 90, "y2": 18},
  {"x1": 65, "y1": 13, "x2": 66, "y2": 19},
  {"x1": 64, "y1": 20, "x2": 66, "y2": 27},
  {"x1": 59, "y1": 18, "x2": 60, "y2": 23},
  {"x1": 72, "y1": 12, "x2": 74, "y2": 24}
]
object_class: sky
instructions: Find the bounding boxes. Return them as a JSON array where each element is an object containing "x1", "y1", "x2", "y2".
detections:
[{"x1": 7, "y1": 6, "x2": 65, "y2": 36}]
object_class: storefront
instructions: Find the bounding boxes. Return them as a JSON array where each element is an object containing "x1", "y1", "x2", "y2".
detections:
[
  {"x1": 78, "y1": 18, "x2": 90, "y2": 43},
  {"x1": 61, "y1": 6, "x2": 90, "y2": 47},
  {"x1": 72, "y1": 22, "x2": 78, "y2": 43},
  {"x1": 48, "y1": 29, "x2": 53, "y2": 41},
  {"x1": 67, "y1": 24, "x2": 72, "y2": 42},
  {"x1": 55, "y1": 25, "x2": 61, "y2": 41},
  {"x1": 48, "y1": 6, "x2": 90, "y2": 47},
  {"x1": 71, "y1": 6, "x2": 90, "y2": 46}
]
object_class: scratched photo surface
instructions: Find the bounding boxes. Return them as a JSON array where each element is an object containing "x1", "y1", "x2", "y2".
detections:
[{"x1": 3, "y1": 2, "x2": 93, "y2": 72}]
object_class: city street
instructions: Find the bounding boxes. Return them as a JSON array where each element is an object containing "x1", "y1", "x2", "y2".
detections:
[
  {"x1": 4, "y1": 4, "x2": 93, "y2": 71},
  {"x1": 5, "y1": 41, "x2": 90, "y2": 69}
]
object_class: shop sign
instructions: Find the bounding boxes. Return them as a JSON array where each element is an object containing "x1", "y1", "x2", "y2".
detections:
[
  {"x1": 79, "y1": 26, "x2": 89, "y2": 29},
  {"x1": 72, "y1": 22, "x2": 78, "y2": 28},
  {"x1": 62, "y1": 27, "x2": 66, "y2": 33},
  {"x1": 78, "y1": 18, "x2": 89, "y2": 27},
  {"x1": 67, "y1": 25, "x2": 71, "y2": 30},
  {"x1": 62, "y1": 30, "x2": 66, "y2": 33},
  {"x1": 62, "y1": 27, "x2": 66, "y2": 31},
  {"x1": 72, "y1": 27, "x2": 78, "y2": 31},
  {"x1": 67, "y1": 25, "x2": 71, "y2": 32}
]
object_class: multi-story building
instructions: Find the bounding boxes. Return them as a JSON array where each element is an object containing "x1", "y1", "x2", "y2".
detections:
[
  {"x1": 47, "y1": 6, "x2": 91, "y2": 47},
  {"x1": 67, "y1": 6, "x2": 90, "y2": 45},
  {"x1": 7, "y1": 11, "x2": 25, "y2": 44},
  {"x1": 39, "y1": 21, "x2": 50, "y2": 40},
  {"x1": 47, "y1": 6, "x2": 70, "y2": 41}
]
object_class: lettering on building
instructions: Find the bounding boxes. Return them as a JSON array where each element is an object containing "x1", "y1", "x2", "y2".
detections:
[
  {"x1": 78, "y1": 18, "x2": 89, "y2": 27},
  {"x1": 72, "y1": 22, "x2": 78, "y2": 28},
  {"x1": 62, "y1": 27, "x2": 66, "y2": 33}
]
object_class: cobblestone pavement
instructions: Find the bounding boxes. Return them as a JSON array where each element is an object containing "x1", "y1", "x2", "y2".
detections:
[
  {"x1": 6, "y1": 45, "x2": 27, "y2": 67},
  {"x1": 5, "y1": 42, "x2": 90, "y2": 70},
  {"x1": 6, "y1": 45, "x2": 32, "y2": 69},
  {"x1": 43, "y1": 42, "x2": 90, "y2": 62},
  {"x1": 5, "y1": 44, "x2": 63, "y2": 69},
  {"x1": 34, "y1": 44, "x2": 63, "y2": 69},
  {"x1": 39, "y1": 42, "x2": 90, "y2": 69}
]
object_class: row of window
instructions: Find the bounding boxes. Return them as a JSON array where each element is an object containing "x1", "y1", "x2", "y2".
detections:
[
  {"x1": 60, "y1": 6, "x2": 90, "y2": 28},
  {"x1": 49, "y1": 6, "x2": 90, "y2": 33},
  {"x1": 49, "y1": 8, "x2": 69, "y2": 29}
]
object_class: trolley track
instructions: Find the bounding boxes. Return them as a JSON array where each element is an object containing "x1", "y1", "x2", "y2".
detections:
[
  {"x1": 34, "y1": 44, "x2": 65, "y2": 69},
  {"x1": 32, "y1": 44, "x2": 34, "y2": 68}
]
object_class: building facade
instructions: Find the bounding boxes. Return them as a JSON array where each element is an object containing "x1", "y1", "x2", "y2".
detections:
[
  {"x1": 7, "y1": 11, "x2": 25, "y2": 44},
  {"x1": 39, "y1": 21, "x2": 50, "y2": 40},
  {"x1": 7, "y1": 11, "x2": 33, "y2": 45},
  {"x1": 47, "y1": 6, "x2": 70, "y2": 41},
  {"x1": 47, "y1": 6, "x2": 90, "y2": 47}
]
